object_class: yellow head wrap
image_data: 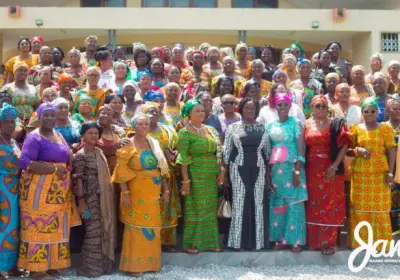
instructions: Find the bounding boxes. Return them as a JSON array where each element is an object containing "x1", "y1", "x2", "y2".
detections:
[{"x1": 13, "y1": 61, "x2": 28, "y2": 74}]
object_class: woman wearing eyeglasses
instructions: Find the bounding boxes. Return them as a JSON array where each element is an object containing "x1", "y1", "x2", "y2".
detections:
[
  {"x1": 218, "y1": 94, "x2": 241, "y2": 143},
  {"x1": 348, "y1": 97, "x2": 396, "y2": 249},
  {"x1": 305, "y1": 96, "x2": 350, "y2": 255}
]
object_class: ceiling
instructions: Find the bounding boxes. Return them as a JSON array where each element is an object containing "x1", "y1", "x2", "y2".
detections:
[{"x1": 286, "y1": 0, "x2": 394, "y2": 9}]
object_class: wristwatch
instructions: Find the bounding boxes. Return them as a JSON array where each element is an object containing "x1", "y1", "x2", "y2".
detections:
[{"x1": 294, "y1": 170, "x2": 300, "y2": 175}]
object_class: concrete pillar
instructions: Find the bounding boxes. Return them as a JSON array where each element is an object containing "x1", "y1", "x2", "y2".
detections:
[
  {"x1": 351, "y1": 32, "x2": 372, "y2": 67},
  {"x1": 126, "y1": 0, "x2": 142, "y2": 7},
  {"x1": 218, "y1": 0, "x2": 231, "y2": 8}
]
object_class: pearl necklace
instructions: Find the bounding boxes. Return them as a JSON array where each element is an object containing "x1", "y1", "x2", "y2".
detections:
[{"x1": 190, "y1": 122, "x2": 204, "y2": 136}]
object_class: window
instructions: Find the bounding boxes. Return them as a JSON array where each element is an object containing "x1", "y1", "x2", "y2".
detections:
[
  {"x1": 232, "y1": 0, "x2": 277, "y2": 8},
  {"x1": 81, "y1": 0, "x2": 126, "y2": 7},
  {"x1": 381, "y1": 33, "x2": 399, "y2": 52},
  {"x1": 142, "y1": 0, "x2": 216, "y2": 7}
]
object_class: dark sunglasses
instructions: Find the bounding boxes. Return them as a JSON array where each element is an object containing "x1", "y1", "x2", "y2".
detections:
[
  {"x1": 363, "y1": 110, "x2": 376, "y2": 114},
  {"x1": 314, "y1": 104, "x2": 328, "y2": 109},
  {"x1": 222, "y1": 101, "x2": 235, "y2": 105}
]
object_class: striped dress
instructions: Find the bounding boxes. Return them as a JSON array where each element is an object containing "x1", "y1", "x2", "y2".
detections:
[{"x1": 176, "y1": 126, "x2": 221, "y2": 251}]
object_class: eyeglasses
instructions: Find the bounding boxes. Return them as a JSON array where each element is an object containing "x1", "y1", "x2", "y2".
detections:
[
  {"x1": 222, "y1": 101, "x2": 235, "y2": 105},
  {"x1": 314, "y1": 104, "x2": 328, "y2": 109},
  {"x1": 363, "y1": 110, "x2": 376, "y2": 114}
]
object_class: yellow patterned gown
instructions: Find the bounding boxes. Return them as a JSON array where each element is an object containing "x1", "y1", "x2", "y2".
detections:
[
  {"x1": 348, "y1": 123, "x2": 396, "y2": 249},
  {"x1": 112, "y1": 145, "x2": 166, "y2": 273}
]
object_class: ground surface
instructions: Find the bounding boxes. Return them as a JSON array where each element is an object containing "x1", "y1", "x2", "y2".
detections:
[{"x1": 54, "y1": 264, "x2": 400, "y2": 280}]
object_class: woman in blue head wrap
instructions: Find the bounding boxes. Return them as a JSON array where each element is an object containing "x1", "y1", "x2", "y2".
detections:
[
  {"x1": 247, "y1": 47, "x2": 257, "y2": 62},
  {"x1": 0, "y1": 103, "x2": 21, "y2": 277}
]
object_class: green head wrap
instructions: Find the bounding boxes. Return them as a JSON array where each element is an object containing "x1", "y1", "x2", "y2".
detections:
[
  {"x1": 289, "y1": 41, "x2": 305, "y2": 57},
  {"x1": 361, "y1": 97, "x2": 379, "y2": 112},
  {"x1": 181, "y1": 99, "x2": 201, "y2": 120},
  {"x1": 74, "y1": 94, "x2": 95, "y2": 114},
  {"x1": 113, "y1": 61, "x2": 132, "y2": 81}
]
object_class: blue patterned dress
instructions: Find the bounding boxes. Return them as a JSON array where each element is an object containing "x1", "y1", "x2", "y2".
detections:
[
  {"x1": 54, "y1": 119, "x2": 82, "y2": 147},
  {"x1": 0, "y1": 140, "x2": 20, "y2": 271},
  {"x1": 267, "y1": 117, "x2": 308, "y2": 246}
]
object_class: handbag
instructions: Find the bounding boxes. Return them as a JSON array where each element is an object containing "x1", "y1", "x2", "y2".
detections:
[{"x1": 218, "y1": 186, "x2": 232, "y2": 219}]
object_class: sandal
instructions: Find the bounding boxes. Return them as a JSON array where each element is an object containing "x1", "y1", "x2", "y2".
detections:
[
  {"x1": 322, "y1": 247, "x2": 335, "y2": 255},
  {"x1": 128, "y1": 272, "x2": 143, "y2": 278},
  {"x1": 291, "y1": 245, "x2": 303, "y2": 253},
  {"x1": 272, "y1": 242, "x2": 286, "y2": 250},
  {"x1": 209, "y1": 248, "x2": 223, "y2": 252}
]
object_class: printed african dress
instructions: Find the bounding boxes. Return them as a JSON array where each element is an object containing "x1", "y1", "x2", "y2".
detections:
[
  {"x1": 176, "y1": 126, "x2": 222, "y2": 251},
  {"x1": 348, "y1": 123, "x2": 396, "y2": 249},
  {"x1": 0, "y1": 141, "x2": 20, "y2": 271},
  {"x1": 305, "y1": 121, "x2": 350, "y2": 249},
  {"x1": 111, "y1": 146, "x2": 164, "y2": 273},
  {"x1": 267, "y1": 117, "x2": 308, "y2": 246}
]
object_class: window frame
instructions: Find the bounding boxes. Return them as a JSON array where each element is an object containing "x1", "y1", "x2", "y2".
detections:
[
  {"x1": 231, "y1": 0, "x2": 278, "y2": 8},
  {"x1": 81, "y1": 0, "x2": 127, "y2": 7},
  {"x1": 141, "y1": 0, "x2": 218, "y2": 7}
]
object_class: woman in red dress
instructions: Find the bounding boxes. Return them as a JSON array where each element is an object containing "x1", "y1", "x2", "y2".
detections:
[{"x1": 305, "y1": 95, "x2": 350, "y2": 255}]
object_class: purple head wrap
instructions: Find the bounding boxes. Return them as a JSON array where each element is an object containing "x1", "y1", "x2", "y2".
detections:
[
  {"x1": 272, "y1": 69, "x2": 288, "y2": 82},
  {"x1": 37, "y1": 102, "x2": 56, "y2": 119}
]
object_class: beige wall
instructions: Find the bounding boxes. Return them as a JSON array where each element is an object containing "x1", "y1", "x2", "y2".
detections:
[
  {"x1": 127, "y1": 0, "x2": 141, "y2": 8},
  {"x1": 352, "y1": 32, "x2": 372, "y2": 67},
  {"x1": 63, "y1": 0, "x2": 80, "y2": 7}
]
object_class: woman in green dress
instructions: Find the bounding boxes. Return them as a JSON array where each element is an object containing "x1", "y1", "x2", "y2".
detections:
[{"x1": 176, "y1": 99, "x2": 225, "y2": 254}]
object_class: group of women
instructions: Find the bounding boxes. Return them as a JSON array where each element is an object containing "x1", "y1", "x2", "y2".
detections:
[{"x1": 0, "y1": 36, "x2": 400, "y2": 279}]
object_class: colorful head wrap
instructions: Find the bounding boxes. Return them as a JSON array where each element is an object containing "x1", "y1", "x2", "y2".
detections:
[
  {"x1": 361, "y1": 97, "x2": 379, "y2": 112},
  {"x1": 283, "y1": 53, "x2": 297, "y2": 64},
  {"x1": 30, "y1": 36, "x2": 44, "y2": 43},
  {"x1": 13, "y1": 61, "x2": 28, "y2": 74},
  {"x1": 192, "y1": 50, "x2": 205, "y2": 57},
  {"x1": 130, "y1": 113, "x2": 150, "y2": 128},
  {"x1": 151, "y1": 47, "x2": 165, "y2": 60},
  {"x1": 141, "y1": 102, "x2": 160, "y2": 114},
  {"x1": 143, "y1": 91, "x2": 165, "y2": 102},
  {"x1": 181, "y1": 99, "x2": 201, "y2": 120},
  {"x1": 51, "y1": 97, "x2": 70, "y2": 109},
  {"x1": 113, "y1": 61, "x2": 132, "y2": 81},
  {"x1": 58, "y1": 73, "x2": 75, "y2": 86},
  {"x1": 248, "y1": 47, "x2": 256, "y2": 56},
  {"x1": 0, "y1": 103, "x2": 17, "y2": 120},
  {"x1": 37, "y1": 103, "x2": 56, "y2": 119},
  {"x1": 351, "y1": 65, "x2": 365, "y2": 74},
  {"x1": 289, "y1": 41, "x2": 305, "y2": 58},
  {"x1": 371, "y1": 71, "x2": 389, "y2": 85},
  {"x1": 199, "y1": 43, "x2": 211, "y2": 52},
  {"x1": 325, "y1": 72, "x2": 341, "y2": 82},
  {"x1": 388, "y1": 60, "x2": 400, "y2": 75},
  {"x1": 311, "y1": 95, "x2": 328, "y2": 107},
  {"x1": 335, "y1": 83, "x2": 351, "y2": 98},
  {"x1": 74, "y1": 94, "x2": 94, "y2": 113},
  {"x1": 272, "y1": 69, "x2": 288, "y2": 82},
  {"x1": 274, "y1": 93, "x2": 292, "y2": 106},
  {"x1": 296, "y1": 59, "x2": 311, "y2": 72}
]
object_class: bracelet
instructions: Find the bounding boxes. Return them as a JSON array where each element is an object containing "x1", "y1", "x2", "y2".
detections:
[
  {"x1": 220, "y1": 166, "x2": 226, "y2": 172},
  {"x1": 182, "y1": 179, "x2": 191, "y2": 184},
  {"x1": 121, "y1": 190, "x2": 130, "y2": 194},
  {"x1": 329, "y1": 165, "x2": 338, "y2": 171},
  {"x1": 388, "y1": 173, "x2": 394, "y2": 177},
  {"x1": 53, "y1": 164, "x2": 58, "y2": 174},
  {"x1": 164, "y1": 190, "x2": 170, "y2": 194}
]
